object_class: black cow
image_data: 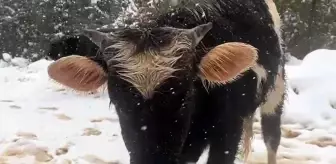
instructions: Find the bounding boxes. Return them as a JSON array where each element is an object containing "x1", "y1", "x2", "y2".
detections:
[{"x1": 48, "y1": 0, "x2": 286, "y2": 164}]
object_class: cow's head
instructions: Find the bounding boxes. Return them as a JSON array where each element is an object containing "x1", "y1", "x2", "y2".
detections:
[{"x1": 48, "y1": 23, "x2": 258, "y2": 102}]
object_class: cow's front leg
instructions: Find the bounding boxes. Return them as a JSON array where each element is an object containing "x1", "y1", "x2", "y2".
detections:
[{"x1": 115, "y1": 102, "x2": 193, "y2": 164}]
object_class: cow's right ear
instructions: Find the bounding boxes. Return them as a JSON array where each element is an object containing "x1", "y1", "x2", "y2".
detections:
[
  {"x1": 47, "y1": 55, "x2": 107, "y2": 92},
  {"x1": 198, "y1": 42, "x2": 258, "y2": 86}
]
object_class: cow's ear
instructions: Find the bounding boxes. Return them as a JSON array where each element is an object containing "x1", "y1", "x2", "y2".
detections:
[
  {"x1": 47, "y1": 55, "x2": 107, "y2": 92},
  {"x1": 185, "y1": 22, "x2": 213, "y2": 47},
  {"x1": 83, "y1": 29, "x2": 113, "y2": 50},
  {"x1": 198, "y1": 42, "x2": 258, "y2": 85}
]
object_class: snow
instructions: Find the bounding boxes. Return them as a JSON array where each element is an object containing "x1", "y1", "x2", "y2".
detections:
[
  {"x1": 1, "y1": 49, "x2": 336, "y2": 163},
  {"x1": 1, "y1": 53, "x2": 30, "y2": 68},
  {"x1": 247, "y1": 49, "x2": 336, "y2": 164},
  {"x1": 2, "y1": 53, "x2": 12, "y2": 62}
]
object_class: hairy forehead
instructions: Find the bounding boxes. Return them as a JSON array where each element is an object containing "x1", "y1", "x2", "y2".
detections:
[
  {"x1": 107, "y1": 27, "x2": 189, "y2": 53},
  {"x1": 112, "y1": 27, "x2": 176, "y2": 40}
]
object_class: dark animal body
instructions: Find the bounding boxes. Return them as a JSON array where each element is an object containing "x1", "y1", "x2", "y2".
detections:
[
  {"x1": 46, "y1": 28, "x2": 116, "y2": 61},
  {"x1": 47, "y1": 0, "x2": 286, "y2": 164},
  {"x1": 46, "y1": 34, "x2": 98, "y2": 61}
]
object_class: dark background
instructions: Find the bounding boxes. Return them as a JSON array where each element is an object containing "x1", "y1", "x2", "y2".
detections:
[{"x1": 0, "y1": 0, "x2": 334, "y2": 61}]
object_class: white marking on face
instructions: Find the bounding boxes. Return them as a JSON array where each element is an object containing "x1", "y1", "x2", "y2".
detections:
[{"x1": 106, "y1": 36, "x2": 192, "y2": 99}]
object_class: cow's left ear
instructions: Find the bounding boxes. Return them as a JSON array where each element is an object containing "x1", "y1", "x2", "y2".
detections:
[{"x1": 198, "y1": 42, "x2": 258, "y2": 85}]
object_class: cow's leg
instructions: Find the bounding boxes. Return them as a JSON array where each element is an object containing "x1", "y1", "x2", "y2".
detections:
[
  {"x1": 179, "y1": 118, "x2": 211, "y2": 163},
  {"x1": 180, "y1": 109, "x2": 213, "y2": 163},
  {"x1": 206, "y1": 114, "x2": 244, "y2": 164},
  {"x1": 180, "y1": 81, "x2": 213, "y2": 163},
  {"x1": 206, "y1": 73, "x2": 259, "y2": 164},
  {"x1": 260, "y1": 103, "x2": 283, "y2": 164},
  {"x1": 259, "y1": 68, "x2": 285, "y2": 164}
]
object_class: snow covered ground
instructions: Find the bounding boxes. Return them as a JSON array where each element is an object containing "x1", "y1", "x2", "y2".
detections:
[{"x1": 1, "y1": 49, "x2": 336, "y2": 164}]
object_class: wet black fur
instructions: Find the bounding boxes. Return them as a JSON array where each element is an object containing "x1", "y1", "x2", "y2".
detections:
[
  {"x1": 46, "y1": 28, "x2": 116, "y2": 61},
  {"x1": 46, "y1": 29, "x2": 114, "y2": 71},
  {"x1": 56, "y1": 0, "x2": 285, "y2": 163},
  {"x1": 46, "y1": 34, "x2": 98, "y2": 60}
]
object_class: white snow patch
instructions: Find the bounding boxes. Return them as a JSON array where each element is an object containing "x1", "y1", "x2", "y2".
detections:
[
  {"x1": 284, "y1": 49, "x2": 336, "y2": 130},
  {"x1": 10, "y1": 57, "x2": 30, "y2": 68},
  {"x1": 1, "y1": 53, "x2": 30, "y2": 68},
  {"x1": 2, "y1": 53, "x2": 12, "y2": 62},
  {"x1": 286, "y1": 53, "x2": 302, "y2": 65}
]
